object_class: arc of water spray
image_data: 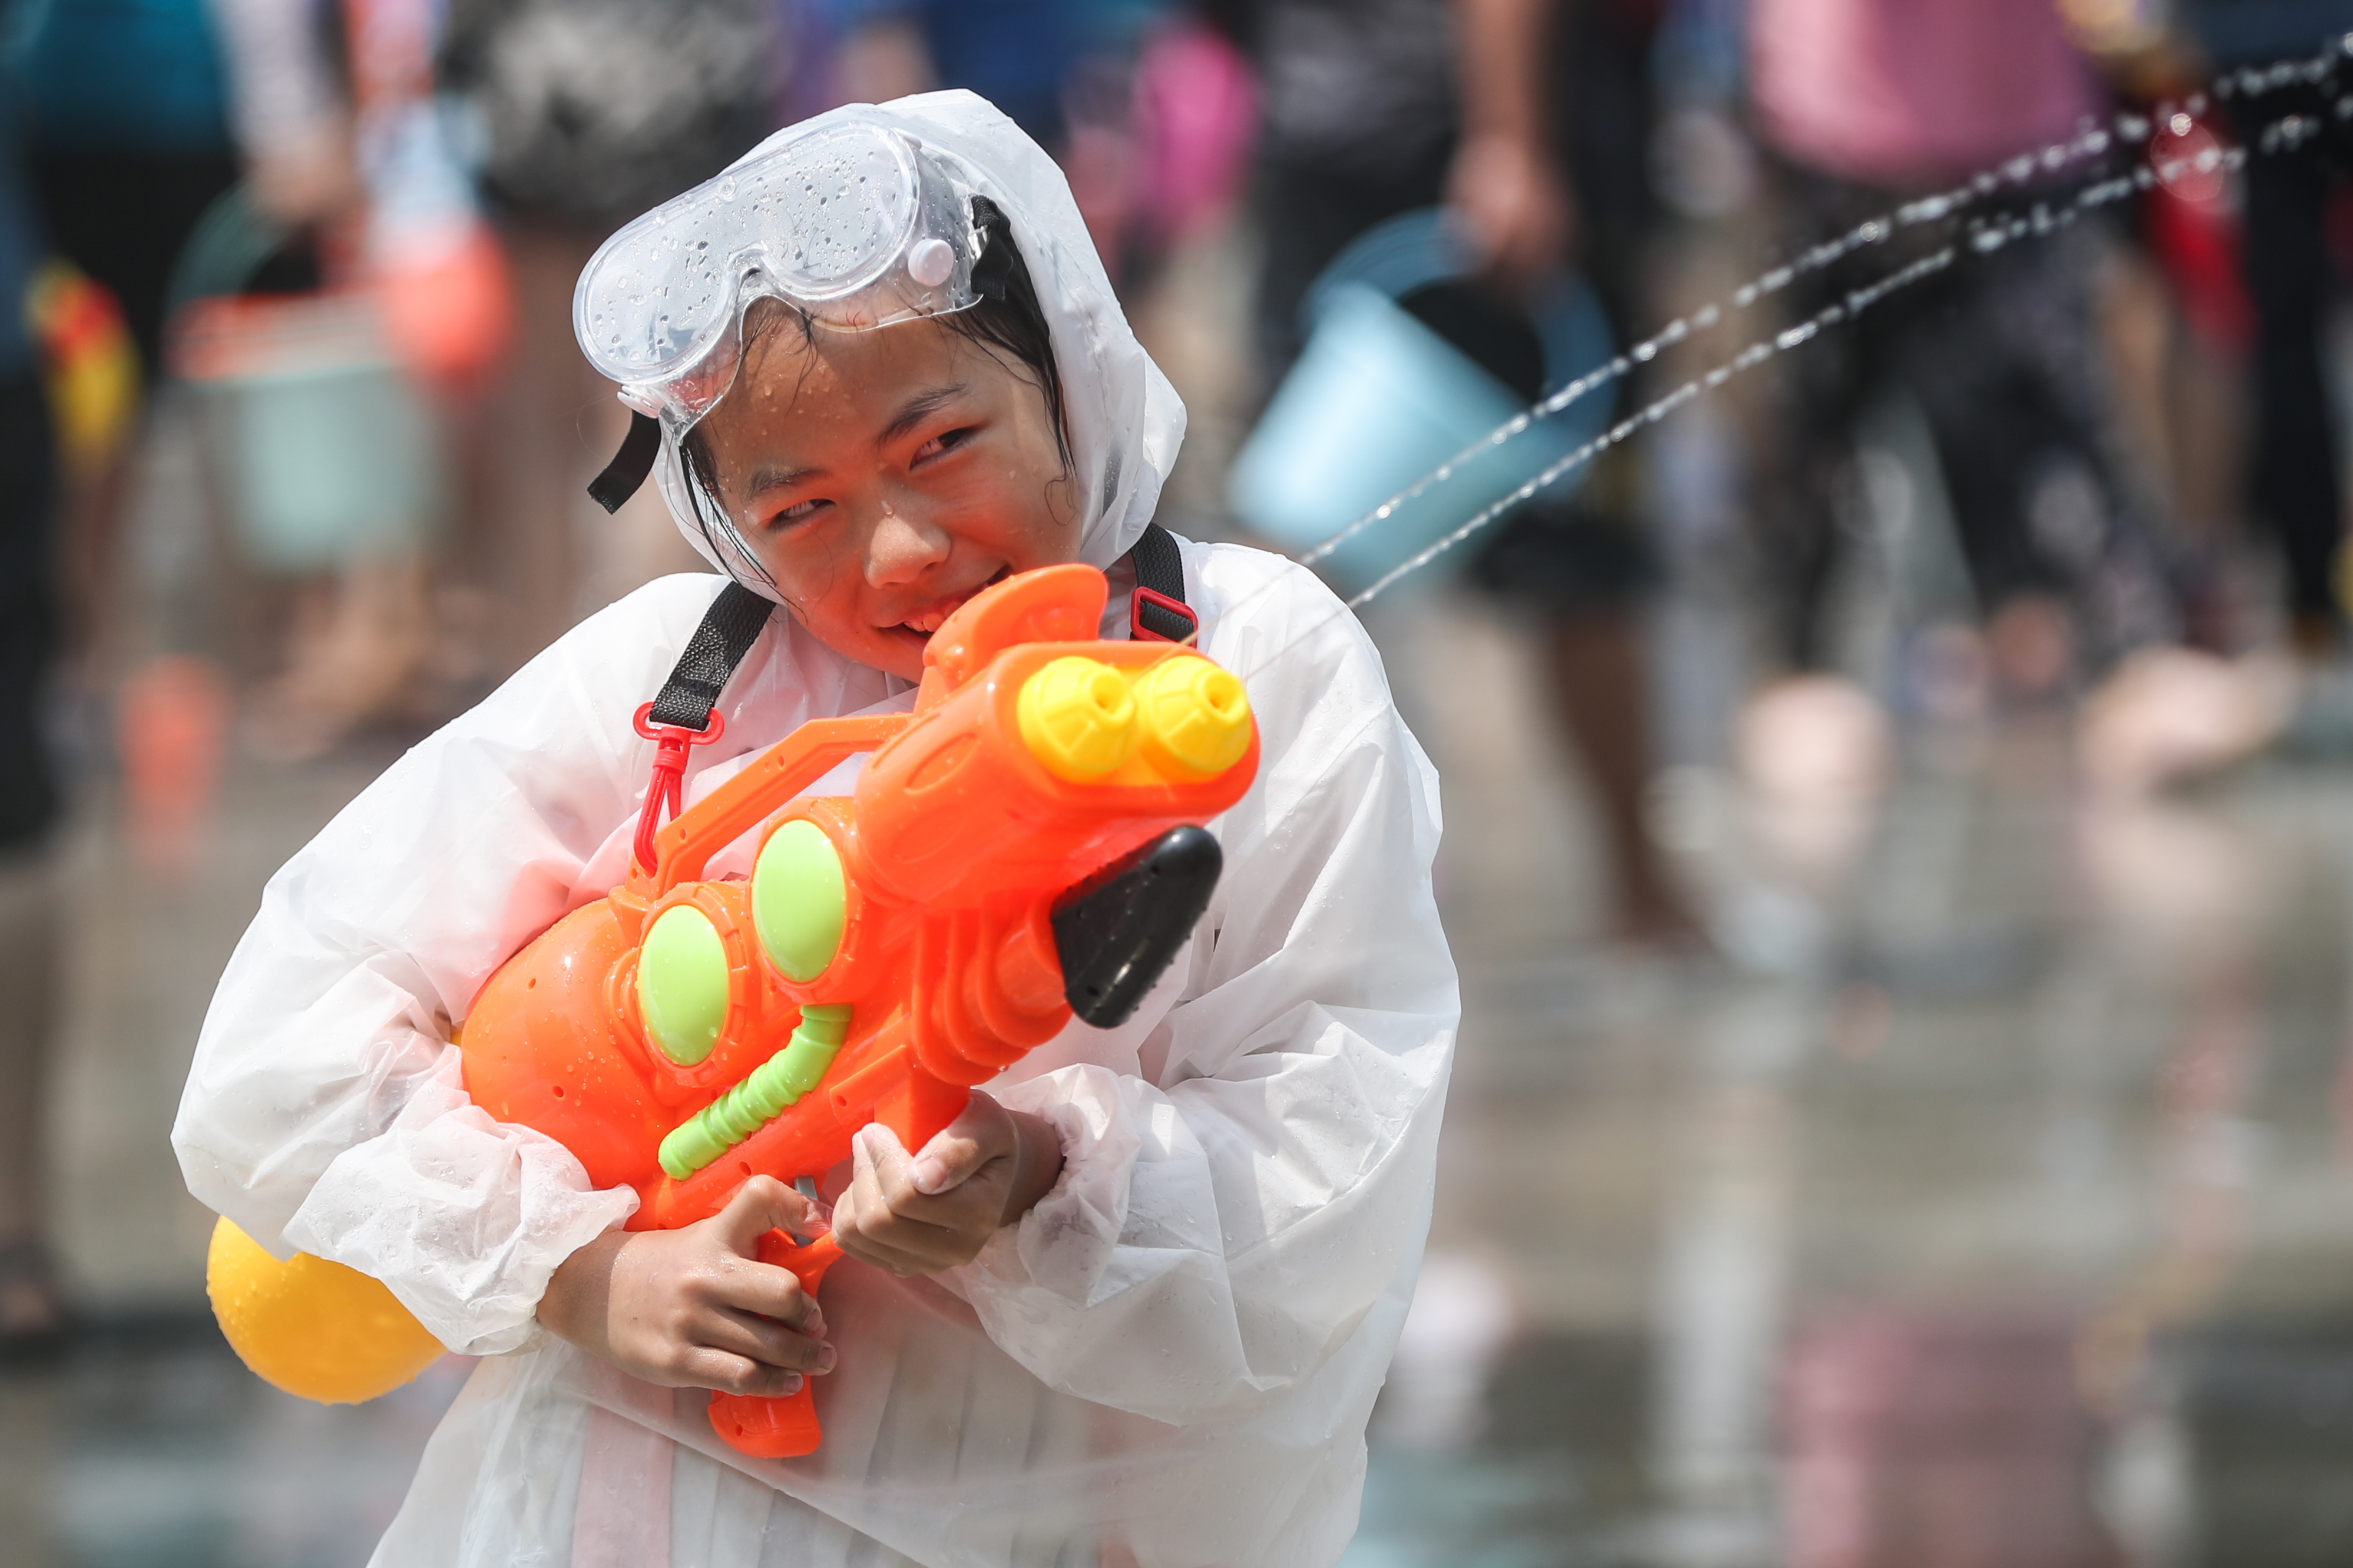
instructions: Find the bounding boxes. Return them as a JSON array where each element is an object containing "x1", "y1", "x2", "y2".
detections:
[
  {"x1": 1171, "y1": 34, "x2": 2351, "y2": 690},
  {"x1": 1288, "y1": 32, "x2": 2350, "y2": 594}
]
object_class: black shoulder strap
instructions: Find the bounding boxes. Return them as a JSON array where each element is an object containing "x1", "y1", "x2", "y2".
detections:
[
  {"x1": 649, "y1": 582, "x2": 774, "y2": 730},
  {"x1": 1126, "y1": 522, "x2": 1197, "y2": 642}
]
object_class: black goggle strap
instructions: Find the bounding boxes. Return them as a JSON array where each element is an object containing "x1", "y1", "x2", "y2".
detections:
[{"x1": 588, "y1": 410, "x2": 664, "y2": 515}]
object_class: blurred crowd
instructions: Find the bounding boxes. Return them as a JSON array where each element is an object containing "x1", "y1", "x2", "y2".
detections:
[{"x1": 10, "y1": 0, "x2": 2353, "y2": 1457}]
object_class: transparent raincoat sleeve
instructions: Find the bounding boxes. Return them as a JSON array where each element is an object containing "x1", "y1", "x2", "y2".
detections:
[
  {"x1": 170, "y1": 580, "x2": 735, "y2": 1355},
  {"x1": 957, "y1": 554, "x2": 1460, "y2": 1424}
]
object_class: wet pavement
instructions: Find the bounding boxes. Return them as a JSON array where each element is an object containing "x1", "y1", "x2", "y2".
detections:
[{"x1": 11, "y1": 588, "x2": 2353, "y2": 1566}]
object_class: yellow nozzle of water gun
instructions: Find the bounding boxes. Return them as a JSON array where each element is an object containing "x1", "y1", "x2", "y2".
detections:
[
  {"x1": 1134, "y1": 655, "x2": 1253, "y2": 779},
  {"x1": 1017, "y1": 656, "x2": 1139, "y2": 781}
]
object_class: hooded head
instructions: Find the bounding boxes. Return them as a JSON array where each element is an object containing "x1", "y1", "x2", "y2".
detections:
[{"x1": 577, "y1": 92, "x2": 1186, "y2": 620}]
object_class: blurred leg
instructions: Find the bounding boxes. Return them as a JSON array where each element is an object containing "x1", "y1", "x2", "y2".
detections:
[
  {"x1": 2243, "y1": 140, "x2": 2342, "y2": 639},
  {"x1": 1747, "y1": 163, "x2": 1914, "y2": 673},
  {"x1": 0, "y1": 851, "x2": 61, "y2": 1335},
  {"x1": 444, "y1": 222, "x2": 595, "y2": 675},
  {"x1": 1541, "y1": 609, "x2": 1696, "y2": 942},
  {"x1": 27, "y1": 151, "x2": 237, "y2": 667},
  {"x1": 0, "y1": 371, "x2": 60, "y2": 1337},
  {"x1": 1472, "y1": 498, "x2": 1693, "y2": 941},
  {"x1": 1907, "y1": 229, "x2": 2169, "y2": 681}
]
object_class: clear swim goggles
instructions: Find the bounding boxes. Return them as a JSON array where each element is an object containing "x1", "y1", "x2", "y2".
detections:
[{"x1": 575, "y1": 121, "x2": 985, "y2": 434}]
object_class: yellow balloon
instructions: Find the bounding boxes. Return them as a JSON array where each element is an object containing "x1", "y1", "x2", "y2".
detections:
[{"x1": 206, "y1": 1217, "x2": 445, "y2": 1404}]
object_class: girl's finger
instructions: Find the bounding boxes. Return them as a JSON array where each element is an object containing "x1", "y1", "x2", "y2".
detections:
[
  {"x1": 830, "y1": 1163, "x2": 869, "y2": 1238},
  {"x1": 710, "y1": 1254, "x2": 825, "y2": 1338},
  {"x1": 712, "y1": 1175, "x2": 822, "y2": 1256},
  {"x1": 855, "y1": 1125, "x2": 921, "y2": 1207},
  {"x1": 846, "y1": 1146, "x2": 975, "y2": 1237},
  {"x1": 677, "y1": 1347, "x2": 804, "y2": 1399},
  {"x1": 704, "y1": 1307, "x2": 833, "y2": 1374},
  {"x1": 906, "y1": 1092, "x2": 998, "y2": 1195},
  {"x1": 832, "y1": 1204, "x2": 974, "y2": 1275},
  {"x1": 871, "y1": 1123, "x2": 1007, "y2": 1222},
  {"x1": 834, "y1": 1233, "x2": 945, "y2": 1277}
]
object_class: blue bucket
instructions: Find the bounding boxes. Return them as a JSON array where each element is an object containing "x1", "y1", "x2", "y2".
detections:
[
  {"x1": 1228, "y1": 210, "x2": 1614, "y2": 598},
  {"x1": 169, "y1": 190, "x2": 444, "y2": 574},
  {"x1": 217, "y1": 357, "x2": 441, "y2": 571}
]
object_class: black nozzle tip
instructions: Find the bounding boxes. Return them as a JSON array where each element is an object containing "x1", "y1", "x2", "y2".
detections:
[{"x1": 1051, "y1": 826, "x2": 1223, "y2": 1029}]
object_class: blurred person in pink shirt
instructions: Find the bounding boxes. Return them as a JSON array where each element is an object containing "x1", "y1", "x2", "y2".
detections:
[
  {"x1": 1739, "y1": 0, "x2": 2173, "y2": 716},
  {"x1": 1750, "y1": 0, "x2": 2098, "y2": 190}
]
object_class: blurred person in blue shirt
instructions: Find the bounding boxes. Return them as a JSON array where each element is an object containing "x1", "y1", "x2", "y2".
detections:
[
  {"x1": 819, "y1": 0, "x2": 1159, "y2": 153},
  {"x1": 819, "y1": 0, "x2": 1164, "y2": 284},
  {"x1": 12, "y1": 0, "x2": 244, "y2": 374}
]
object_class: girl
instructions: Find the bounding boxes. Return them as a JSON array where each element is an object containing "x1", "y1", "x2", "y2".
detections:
[{"x1": 175, "y1": 92, "x2": 1457, "y2": 1567}]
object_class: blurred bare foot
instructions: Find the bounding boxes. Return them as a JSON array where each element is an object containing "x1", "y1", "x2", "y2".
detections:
[
  {"x1": 1736, "y1": 674, "x2": 1892, "y2": 887},
  {"x1": 1739, "y1": 674, "x2": 1892, "y2": 800},
  {"x1": 2077, "y1": 647, "x2": 2292, "y2": 798}
]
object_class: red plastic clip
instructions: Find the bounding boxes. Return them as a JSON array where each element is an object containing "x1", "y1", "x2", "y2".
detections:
[
  {"x1": 1130, "y1": 585, "x2": 1197, "y2": 644},
  {"x1": 632, "y1": 702, "x2": 726, "y2": 874}
]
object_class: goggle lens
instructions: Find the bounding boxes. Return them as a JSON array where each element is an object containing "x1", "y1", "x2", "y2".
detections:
[{"x1": 576, "y1": 124, "x2": 978, "y2": 423}]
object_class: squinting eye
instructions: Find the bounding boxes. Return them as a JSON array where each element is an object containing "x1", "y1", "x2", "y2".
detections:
[
  {"x1": 914, "y1": 427, "x2": 975, "y2": 463},
  {"x1": 773, "y1": 498, "x2": 829, "y2": 528}
]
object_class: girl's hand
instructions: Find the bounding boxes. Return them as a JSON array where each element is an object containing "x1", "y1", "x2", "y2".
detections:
[
  {"x1": 830, "y1": 1092, "x2": 1064, "y2": 1276},
  {"x1": 538, "y1": 1176, "x2": 834, "y2": 1397}
]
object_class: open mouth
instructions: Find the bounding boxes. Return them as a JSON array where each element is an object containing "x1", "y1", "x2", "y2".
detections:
[{"x1": 889, "y1": 565, "x2": 1012, "y2": 642}]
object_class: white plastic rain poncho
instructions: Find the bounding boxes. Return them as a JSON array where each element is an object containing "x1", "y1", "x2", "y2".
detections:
[{"x1": 174, "y1": 92, "x2": 1458, "y2": 1568}]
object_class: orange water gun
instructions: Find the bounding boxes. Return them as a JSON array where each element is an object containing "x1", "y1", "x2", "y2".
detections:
[{"x1": 457, "y1": 563, "x2": 1257, "y2": 1458}]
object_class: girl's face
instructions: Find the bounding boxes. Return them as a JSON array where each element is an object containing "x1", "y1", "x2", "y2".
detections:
[{"x1": 693, "y1": 309, "x2": 1082, "y2": 679}]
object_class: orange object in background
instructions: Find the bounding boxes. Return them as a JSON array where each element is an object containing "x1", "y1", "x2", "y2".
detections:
[
  {"x1": 26, "y1": 260, "x2": 140, "y2": 479},
  {"x1": 116, "y1": 655, "x2": 231, "y2": 879},
  {"x1": 376, "y1": 220, "x2": 514, "y2": 395},
  {"x1": 458, "y1": 564, "x2": 1257, "y2": 1457}
]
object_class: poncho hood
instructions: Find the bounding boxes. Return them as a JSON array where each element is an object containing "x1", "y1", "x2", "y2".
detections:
[{"x1": 613, "y1": 91, "x2": 1187, "y2": 590}]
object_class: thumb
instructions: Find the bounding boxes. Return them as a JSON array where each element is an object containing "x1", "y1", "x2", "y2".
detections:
[
  {"x1": 713, "y1": 1174, "x2": 822, "y2": 1255},
  {"x1": 905, "y1": 1092, "x2": 1008, "y2": 1196}
]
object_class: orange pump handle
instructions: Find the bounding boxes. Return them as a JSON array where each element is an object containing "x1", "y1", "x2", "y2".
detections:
[{"x1": 639, "y1": 712, "x2": 911, "y2": 894}]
